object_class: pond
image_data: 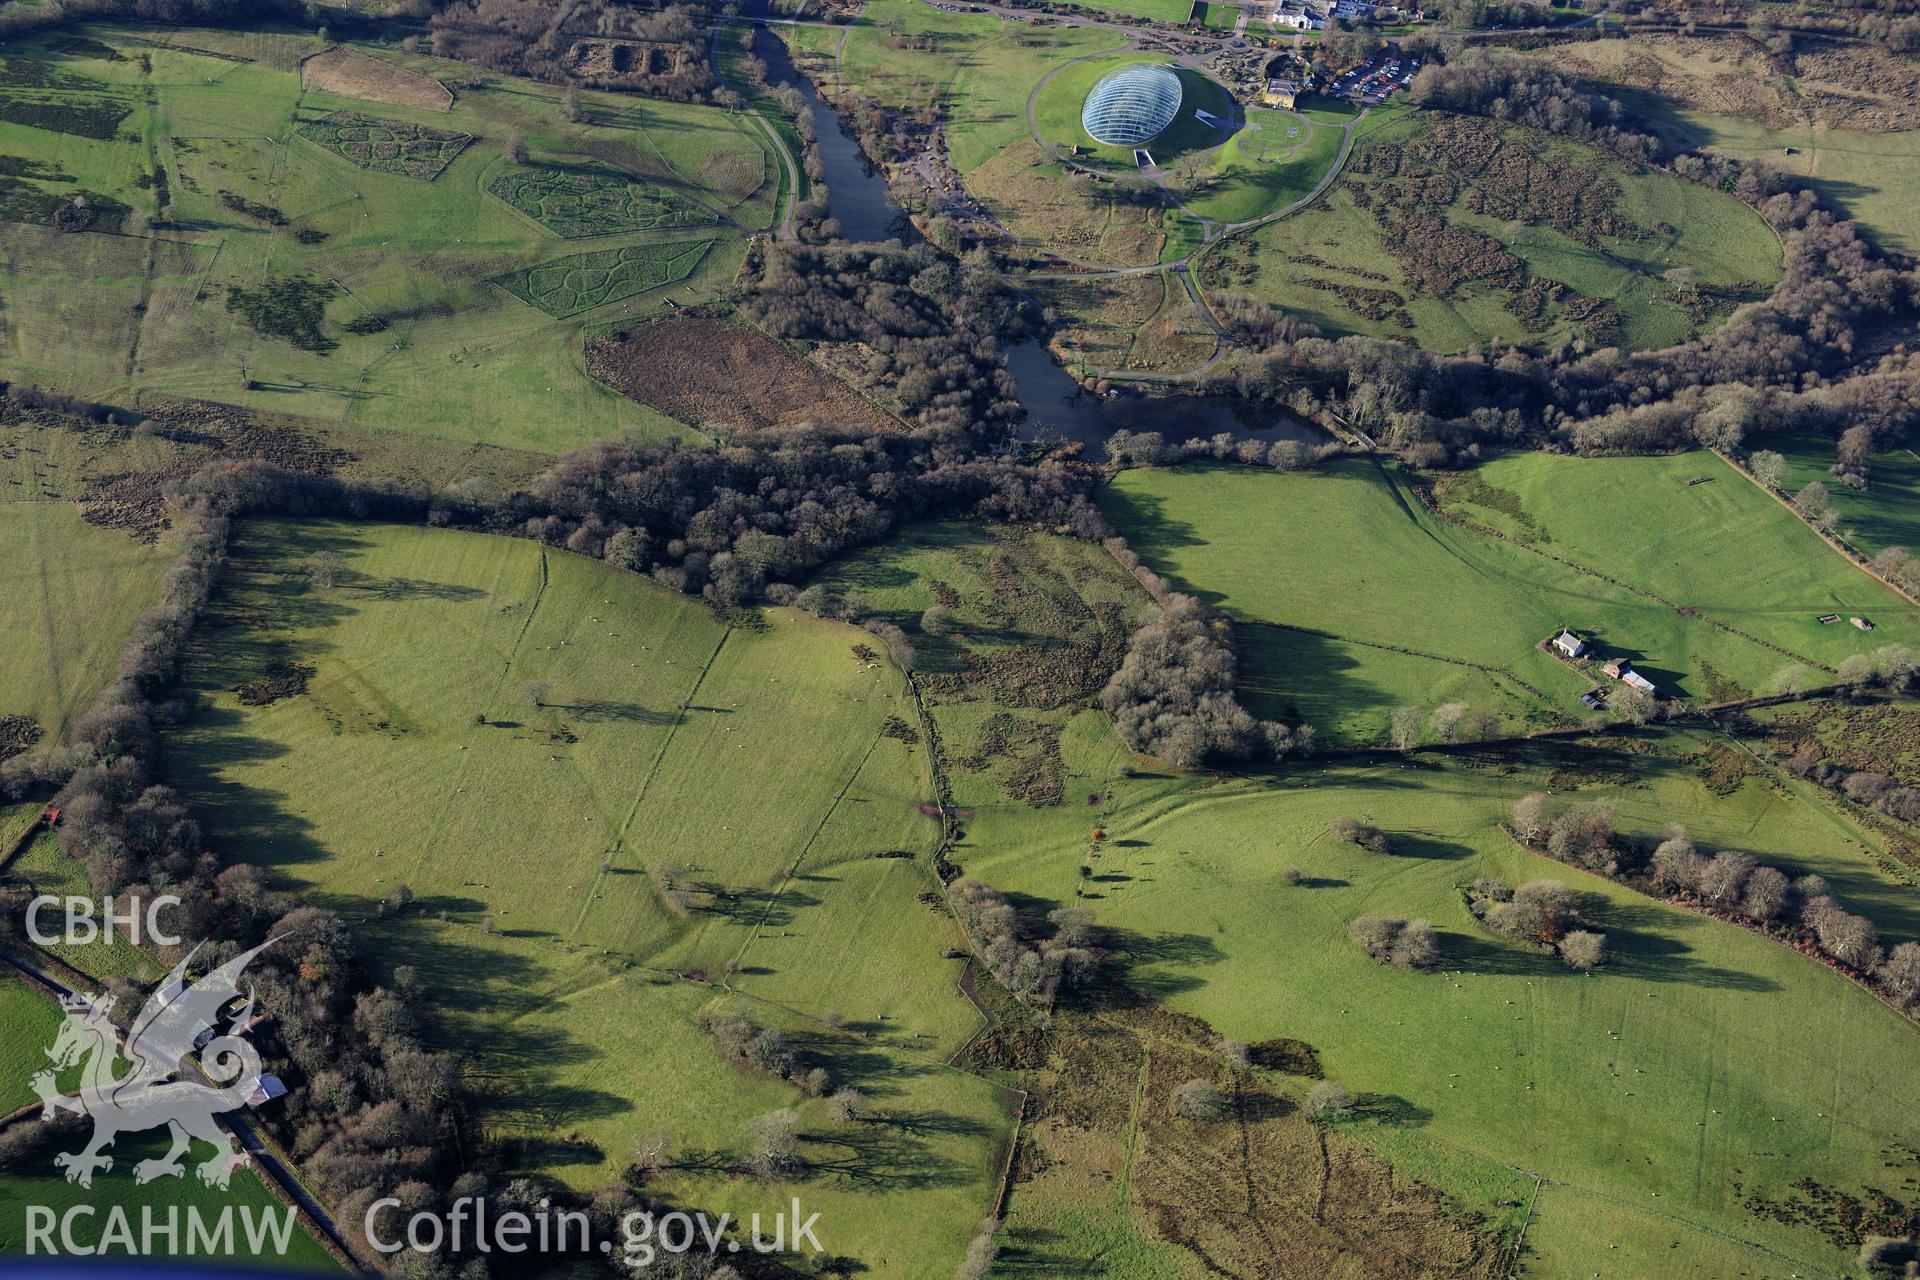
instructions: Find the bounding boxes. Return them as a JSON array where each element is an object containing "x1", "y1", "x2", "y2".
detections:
[{"x1": 1004, "y1": 337, "x2": 1326, "y2": 462}]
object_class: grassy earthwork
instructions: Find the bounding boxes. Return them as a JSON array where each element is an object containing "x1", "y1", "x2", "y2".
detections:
[
  {"x1": 162, "y1": 518, "x2": 1011, "y2": 1276},
  {"x1": 0, "y1": 25, "x2": 779, "y2": 454},
  {"x1": 0, "y1": 502, "x2": 172, "y2": 741},
  {"x1": 816, "y1": 514, "x2": 1920, "y2": 1280},
  {"x1": 966, "y1": 748, "x2": 1920, "y2": 1280}
]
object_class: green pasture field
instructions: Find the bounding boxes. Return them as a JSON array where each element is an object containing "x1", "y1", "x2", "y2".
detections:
[
  {"x1": 163, "y1": 519, "x2": 1012, "y2": 1273},
  {"x1": 0, "y1": 503, "x2": 171, "y2": 741},
  {"x1": 819, "y1": 0, "x2": 1009, "y2": 119},
  {"x1": 0, "y1": 1128, "x2": 342, "y2": 1268},
  {"x1": 959, "y1": 747, "x2": 1920, "y2": 1280},
  {"x1": 8, "y1": 833, "x2": 164, "y2": 984},
  {"x1": 941, "y1": 17, "x2": 1126, "y2": 171},
  {"x1": 1667, "y1": 111, "x2": 1920, "y2": 255},
  {"x1": 1768, "y1": 430, "x2": 1920, "y2": 560},
  {"x1": 1194, "y1": 0, "x2": 1241, "y2": 29},
  {"x1": 1054, "y1": 0, "x2": 1196, "y2": 23},
  {"x1": 1199, "y1": 111, "x2": 1781, "y2": 353},
  {"x1": 1447, "y1": 450, "x2": 1918, "y2": 668},
  {"x1": 0, "y1": 25, "x2": 772, "y2": 454},
  {"x1": 0, "y1": 972, "x2": 62, "y2": 1113},
  {"x1": 1101, "y1": 459, "x2": 1905, "y2": 744},
  {"x1": 1179, "y1": 106, "x2": 1341, "y2": 223},
  {"x1": 491, "y1": 237, "x2": 714, "y2": 317}
]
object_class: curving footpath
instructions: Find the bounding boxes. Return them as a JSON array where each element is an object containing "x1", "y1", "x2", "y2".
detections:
[{"x1": 1013, "y1": 99, "x2": 1368, "y2": 380}]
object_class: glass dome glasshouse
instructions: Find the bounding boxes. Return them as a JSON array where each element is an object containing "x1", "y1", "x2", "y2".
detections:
[{"x1": 1080, "y1": 64, "x2": 1184, "y2": 148}]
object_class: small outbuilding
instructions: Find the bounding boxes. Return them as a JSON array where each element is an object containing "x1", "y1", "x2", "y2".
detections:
[
  {"x1": 245, "y1": 1074, "x2": 289, "y2": 1109},
  {"x1": 1622, "y1": 670, "x2": 1657, "y2": 695},
  {"x1": 1550, "y1": 630, "x2": 1587, "y2": 659},
  {"x1": 1262, "y1": 78, "x2": 1301, "y2": 108},
  {"x1": 1851, "y1": 616, "x2": 1875, "y2": 631},
  {"x1": 1602, "y1": 658, "x2": 1631, "y2": 680}
]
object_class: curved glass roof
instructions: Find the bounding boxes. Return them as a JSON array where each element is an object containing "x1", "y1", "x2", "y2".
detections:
[{"x1": 1081, "y1": 64, "x2": 1183, "y2": 148}]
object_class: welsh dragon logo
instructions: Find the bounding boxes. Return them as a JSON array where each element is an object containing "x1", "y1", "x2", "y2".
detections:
[{"x1": 30, "y1": 940, "x2": 274, "y2": 1190}]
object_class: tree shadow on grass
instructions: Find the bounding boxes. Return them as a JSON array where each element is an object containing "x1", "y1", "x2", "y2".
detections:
[
  {"x1": 1437, "y1": 917, "x2": 1778, "y2": 993},
  {"x1": 1357, "y1": 1093, "x2": 1432, "y2": 1128},
  {"x1": 694, "y1": 884, "x2": 821, "y2": 930},
  {"x1": 557, "y1": 699, "x2": 681, "y2": 725},
  {"x1": 363, "y1": 577, "x2": 487, "y2": 602},
  {"x1": 791, "y1": 1036, "x2": 941, "y2": 1104},
  {"x1": 1388, "y1": 832, "x2": 1474, "y2": 861},
  {"x1": 1080, "y1": 924, "x2": 1227, "y2": 1006},
  {"x1": 796, "y1": 1121, "x2": 979, "y2": 1191},
  {"x1": 994, "y1": 1227, "x2": 1104, "y2": 1275},
  {"x1": 378, "y1": 932, "x2": 637, "y2": 1159}
]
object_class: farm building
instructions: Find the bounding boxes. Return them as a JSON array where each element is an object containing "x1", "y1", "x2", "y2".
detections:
[
  {"x1": 1550, "y1": 630, "x2": 1587, "y2": 659},
  {"x1": 1262, "y1": 78, "x2": 1302, "y2": 108},
  {"x1": 1851, "y1": 616, "x2": 1875, "y2": 631},
  {"x1": 1578, "y1": 691, "x2": 1604, "y2": 710},
  {"x1": 245, "y1": 1074, "x2": 289, "y2": 1108},
  {"x1": 1599, "y1": 656, "x2": 1658, "y2": 694}
]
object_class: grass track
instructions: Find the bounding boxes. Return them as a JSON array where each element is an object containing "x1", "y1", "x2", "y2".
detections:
[
  {"x1": 164, "y1": 519, "x2": 1009, "y2": 1274},
  {"x1": 969, "y1": 750, "x2": 1920, "y2": 1280},
  {"x1": 1102, "y1": 458, "x2": 1915, "y2": 744},
  {"x1": 0, "y1": 504, "x2": 172, "y2": 739}
]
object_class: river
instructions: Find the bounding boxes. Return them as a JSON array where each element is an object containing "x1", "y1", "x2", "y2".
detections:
[
  {"x1": 746, "y1": 8, "x2": 906, "y2": 244},
  {"x1": 739, "y1": 19, "x2": 1320, "y2": 459}
]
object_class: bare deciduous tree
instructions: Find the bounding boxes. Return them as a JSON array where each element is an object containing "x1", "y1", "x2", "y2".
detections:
[
  {"x1": 1429, "y1": 702, "x2": 1469, "y2": 744},
  {"x1": 1747, "y1": 449, "x2": 1787, "y2": 488},
  {"x1": 306, "y1": 550, "x2": 344, "y2": 589},
  {"x1": 742, "y1": 1109, "x2": 804, "y2": 1179},
  {"x1": 1389, "y1": 705, "x2": 1422, "y2": 752},
  {"x1": 1558, "y1": 930, "x2": 1607, "y2": 972},
  {"x1": 1172, "y1": 1078, "x2": 1227, "y2": 1120},
  {"x1": 1307, "y1": 1080, "x2": 1355, "y2": 1121}
]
